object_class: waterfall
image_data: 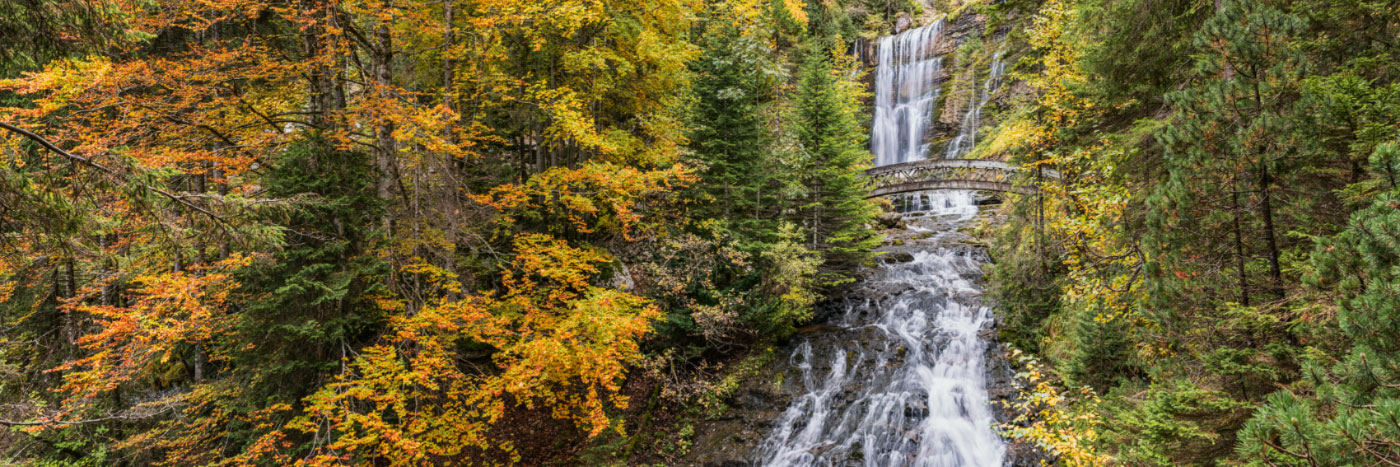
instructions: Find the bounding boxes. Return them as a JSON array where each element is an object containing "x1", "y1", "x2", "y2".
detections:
[
  {"x1": 893, "y1": 191, "x2": 978, "y2": 215},
  {"x1": 871, "y1": 21, "x2": 946, "y2": 167},
  {"x1": 754, "y1": 193, "x2": 1006, "y2": 467},
  {"x1": 755, "y1": 18, "x2": 1010, "y2": 465},
  {"x1": 944, "y1": 54, "x2": 1005, "y2": 159}
]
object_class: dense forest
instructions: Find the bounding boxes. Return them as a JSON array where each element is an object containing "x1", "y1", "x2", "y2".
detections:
[
  {"x1": 1, "y1": 0, "x2": 1398, "y2": 465},
  {"x1": 987, "y1": 0, "x2": 1400, "y2": 465}
]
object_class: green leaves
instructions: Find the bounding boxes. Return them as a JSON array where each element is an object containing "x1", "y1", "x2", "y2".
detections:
[{"x1": 995, "y1": 0, "x2": 1400, "y2": 464}]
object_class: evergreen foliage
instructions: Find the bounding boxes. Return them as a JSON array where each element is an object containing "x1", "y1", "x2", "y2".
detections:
[
  {"x1": 791, "y1": 41, "x2": 880, "y2": 284},
  {"x1": 686, "y1": 21, "x2": 780, "y2": 247},
  {"x1": 988, "y1": 0, "x2": 1400, "y2": 463},
  {"x1": 1238, "y1": 141, "x2": 1400, "y2": 466},
  {"x1": 233, "y1": 136, "x2": 387, "y2": 398}
]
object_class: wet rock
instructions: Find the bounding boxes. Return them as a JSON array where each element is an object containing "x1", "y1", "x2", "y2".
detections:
[
  {"x1": 1007, "y1": 80, "x2": 1035, "y2": 103},
  {"x1": 948, "y1": 10, "x2": 987, "y2": 40},
  {"x1": 606, "y1": 261, "x2": 635, "y2": 291},
  {"x1": 880, "y1": 251, "x2": 916, "y2": 264},
  {"x1": 733, "y1": 388, "x2": 773, "y2": 410},
  {"x1": 854, "y1": 38, "x2": 879, "y2": 68},
  {"x1": 940, "y1": 69, "x2": 975, "y2": 126},
  {"x1": 702, "y1": 461, "x2": 750, "y2": 467},
  {"x1": 933, "y1": 31, "x2": 959, "y2": 56},
  {"x1": 876, "y1": 212, "x2": 906, "y2": 229},
  {"x1": 795, "y1": 323, "x2": 844, "y2": 336}
]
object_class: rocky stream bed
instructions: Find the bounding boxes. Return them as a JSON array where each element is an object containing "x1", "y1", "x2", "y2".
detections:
[{"x1": 679, "y1": 194, "x2": 1048, "y2": 466}]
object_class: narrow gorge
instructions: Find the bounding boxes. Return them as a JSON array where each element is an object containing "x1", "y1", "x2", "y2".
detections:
[{"x1": 686, "y1": 7, "x2": 1035, "y2": 466}]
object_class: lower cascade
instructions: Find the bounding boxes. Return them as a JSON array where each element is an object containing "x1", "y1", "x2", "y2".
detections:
[{"x1": 755, "y1": 192, "x2": 1006, "y2": 466}]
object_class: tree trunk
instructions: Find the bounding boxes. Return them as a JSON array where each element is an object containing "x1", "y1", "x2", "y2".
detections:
[
  {"x1": 443, "y1": 0, "x2": 455, "y2": 112},
  {"x1": 372, "y1": 17, "x2": 398, "y2": 293},
  {"x1": 1038, "y1": 169, "x2": 1047, "y2": 275},
  {"x1": 1231, "y1": 178, "x2": 1250, "y2": 306},
  {"x1": 193, "y1": 345, "x2": 205, "y2": 382},
  {"x1": 63, "y1": 260, "x2": 77, "y2": 347},
  {"x1": 374, "y1": 22, "x2": 397, "y2": 204},
  {"x1": 304, "y1": 0, "x2": 331, "y2": 127},
  {"x1": 1258, "y1": 161, "x2": 1284, "y2": 301}
]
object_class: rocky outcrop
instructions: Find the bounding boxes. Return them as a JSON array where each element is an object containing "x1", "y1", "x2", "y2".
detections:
[
  {"x1": 895, "y1": 12, "x2": 913, "y2": 34},
  {"x1": 940, "y1": 68, "x2": 976, "y2": 127}
]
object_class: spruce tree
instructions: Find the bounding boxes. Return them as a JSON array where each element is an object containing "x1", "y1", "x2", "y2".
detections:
[
  {"x1": 791, "y1": 42, "x2": 880, "y2": 285},
  {"x1": 1066, "y1": 303, "x2": 1138, "y2": 391},
  {"x1": 686, "y1": 22, "x2": 779, "y2": 247},
  {"x1": 233, "y1": 135, "x2": 387, "y2": 403}
]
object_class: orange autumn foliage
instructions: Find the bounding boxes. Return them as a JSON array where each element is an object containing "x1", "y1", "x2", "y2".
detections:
[
  {"x1": 471, "y1": 162, "x2": 696, "y2": 240},
  {"x1": 243, "y1": 234, "x2": 658, "y2": 465},
  {"x1": 1, "y1": 0, "x2": 697, "y2": 463},
  {"x1": 47, "y1": 254, "x2": 251, "y2": 407}
]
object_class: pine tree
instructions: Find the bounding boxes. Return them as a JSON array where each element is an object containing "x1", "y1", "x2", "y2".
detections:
[
  {"x1": 1239, "y1": 142, "x2": 1400, "y2": 466},
  {"x1": 1148, "y1": 0, "x2": 1308, "y2": 315}
]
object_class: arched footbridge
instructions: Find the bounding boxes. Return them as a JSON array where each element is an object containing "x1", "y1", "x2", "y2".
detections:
[{"x1": 865, "y1": 159, "x2": 1061, "y2": 197}]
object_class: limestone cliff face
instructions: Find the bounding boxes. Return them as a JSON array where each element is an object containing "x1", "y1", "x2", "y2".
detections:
[{"x1": 939, "y1": 67, "x2": 975, "y2": 127}]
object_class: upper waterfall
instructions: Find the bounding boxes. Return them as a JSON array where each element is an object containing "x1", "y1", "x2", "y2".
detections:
[{"x1": 871, "y1": 21, "x2": 946, "y2": 167}]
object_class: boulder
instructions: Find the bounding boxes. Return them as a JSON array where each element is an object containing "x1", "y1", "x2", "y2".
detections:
[
  {"x1": 894, "y1": 13, "x2": 912, "y2": 34},
  {"x1": 876, "y1": 212, "x2": 905, "y2": 229}
]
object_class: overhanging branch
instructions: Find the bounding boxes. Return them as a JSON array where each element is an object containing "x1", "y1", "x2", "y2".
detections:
[{"x1": 0, "y1": 121, "x2": 227, "y2": 226}]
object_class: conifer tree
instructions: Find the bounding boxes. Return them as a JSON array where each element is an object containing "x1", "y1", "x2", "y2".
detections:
[
  {"x1": 1146, "y1": 0, "x2": 1308, "y2": 338},
  {"x1": 687, "y1": 21, "x2": 778, "y2": 246},
  {"x1": 791, "y1": 41, "x2": 880, "y2": 284},
  {"x1": 1239, "y1": 142, "x2": 1400, "y2": 466},
  {"x1": 1066, "y1": 304, "x2": 1137, "y2": 391},
  {"x1": 233, "y1": 136, "x2": 387, "y2": 400}
]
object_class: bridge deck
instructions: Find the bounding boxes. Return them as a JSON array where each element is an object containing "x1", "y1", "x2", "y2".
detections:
[{"x1": 865, "y1": 158, "x2": 1059, "y2": 197}]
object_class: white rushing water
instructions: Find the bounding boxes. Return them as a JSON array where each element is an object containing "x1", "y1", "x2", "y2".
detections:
[
  {"x1": 891, "y1": 191, "x2": 978, "y2": 216},
  {"x1": 755, "y1": 193, "x2": 1006, "y2": 466},
  {"x1": 871, "y1": 21, "x2": 946, "y2": 167},
  {"x1": 944, "y1": 54, "x2": 1005, "y2": 159}
]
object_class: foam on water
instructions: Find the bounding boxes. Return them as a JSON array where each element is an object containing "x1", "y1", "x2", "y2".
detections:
[{"x1": 755, "y1": 192, "x2": 1005, "y2": 466}]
